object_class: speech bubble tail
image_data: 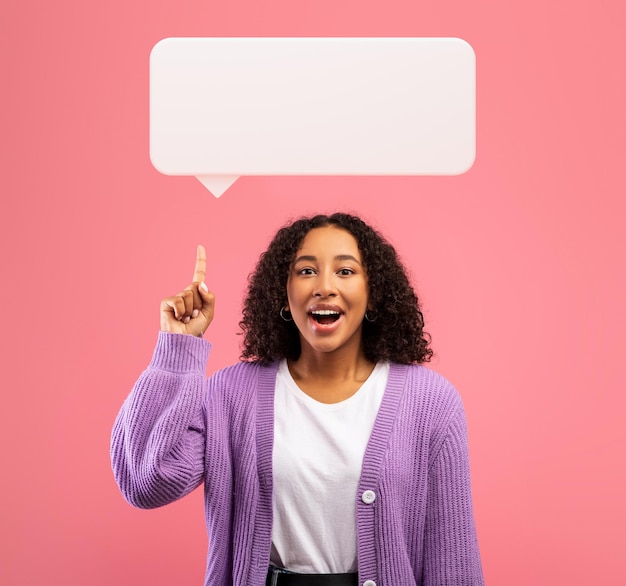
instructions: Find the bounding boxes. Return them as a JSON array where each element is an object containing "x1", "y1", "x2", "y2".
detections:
[{"x1": 196, "y1": 175, "x2": 239, "y2": 197}]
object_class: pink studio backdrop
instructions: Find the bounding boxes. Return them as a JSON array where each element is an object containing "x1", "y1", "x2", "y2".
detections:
[{"x1": 2, "y1": 1, "x2": 624, "y2": 585}]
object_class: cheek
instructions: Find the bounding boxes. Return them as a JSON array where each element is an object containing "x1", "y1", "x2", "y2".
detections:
[
  {"x1": 352, "y1": 281, "x2": 369, "y2": 305},
  {"x1": 286, "y1": 280, "x2": 303, "y2": 307}
]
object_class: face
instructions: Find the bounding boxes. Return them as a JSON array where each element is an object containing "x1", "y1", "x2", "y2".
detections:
[{"x1": 286, "y1": 226, "x2": 369, "y2": 358}]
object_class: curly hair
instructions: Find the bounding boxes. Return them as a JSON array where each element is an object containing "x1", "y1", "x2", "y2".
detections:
[{"x1": 239, "y1": 213, "x2": 432, "y2": 364}]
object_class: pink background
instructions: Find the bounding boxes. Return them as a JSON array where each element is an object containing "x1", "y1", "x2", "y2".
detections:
[{"x1": 2, "y1": 1, "x2": 625, "y2": 584}]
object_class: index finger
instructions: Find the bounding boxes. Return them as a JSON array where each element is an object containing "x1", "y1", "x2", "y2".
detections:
[{"x1": 192, "y1": 244, "x2": 207, "y2": 283}]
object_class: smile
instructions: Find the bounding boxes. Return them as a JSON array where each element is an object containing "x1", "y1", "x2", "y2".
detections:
[
  {"x1": 305, "y1": 305, "x2": 346, "y2": 332},
  {"x1": 309, "y1": 309, "x2": 342, "y2": 325}
]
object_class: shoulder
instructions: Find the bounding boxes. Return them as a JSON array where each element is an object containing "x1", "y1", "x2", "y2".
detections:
[
  {"x1": 207, "y1": 359, "x2": 280, "y2": 393},
  {"x1": 390, "y1": 363, "x2": 461, "y2": 409},
  {"x1": 388, "y1": 363, "x2": 465, "y2": 438},
  {"x1": 203, "y1": 360, "x2": 279, "y2": 424}
]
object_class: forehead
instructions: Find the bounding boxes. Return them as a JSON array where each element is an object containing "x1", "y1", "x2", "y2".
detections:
[{"x1": 296, "y1": 226, "x2": 361, "y2": 258}]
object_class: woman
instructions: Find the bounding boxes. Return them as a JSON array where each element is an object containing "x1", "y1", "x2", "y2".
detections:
[{"x1": 111, "y1": 213, "x2": 484, "y2": 586}]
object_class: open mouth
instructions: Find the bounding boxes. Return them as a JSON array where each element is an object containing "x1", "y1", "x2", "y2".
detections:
[{"x1": 309, "y1": 309, "x2": 342, "y2": 325}]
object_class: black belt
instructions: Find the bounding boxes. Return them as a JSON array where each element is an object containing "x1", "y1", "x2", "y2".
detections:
[{"x1": 266, "y1": 567, "x2": 358, "y2": 586}]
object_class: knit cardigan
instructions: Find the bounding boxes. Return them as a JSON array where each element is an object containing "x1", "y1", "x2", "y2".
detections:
[{"x1": 111, "y1": 332, "x2": 484, "y2": 586}]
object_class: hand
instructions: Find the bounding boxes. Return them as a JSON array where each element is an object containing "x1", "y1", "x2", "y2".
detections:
[{"x1": 159, "y1": 245, "x2": 215, "y2": 337}]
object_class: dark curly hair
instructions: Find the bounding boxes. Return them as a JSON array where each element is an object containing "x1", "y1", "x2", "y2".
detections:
[{"x1": 239, "y1": 213, "x2": 432, "y2": 364}]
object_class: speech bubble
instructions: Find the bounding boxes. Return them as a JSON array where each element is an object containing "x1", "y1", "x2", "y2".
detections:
[{"x1": 150, "y1": 37, "x2": 475, "y2": 197}]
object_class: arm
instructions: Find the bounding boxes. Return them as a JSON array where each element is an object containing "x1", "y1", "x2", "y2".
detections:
[
  {"x1": 110, "y1": 332, "x2": 211, "y2": 508},
  {"x1": 424, "y1": 406, "x2": 484, "y2": 585},
  {"x1": 110, "y1": 245, "x2": 216, "y2": 509}
]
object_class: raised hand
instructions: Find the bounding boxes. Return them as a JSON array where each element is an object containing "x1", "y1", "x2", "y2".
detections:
[{"x1": 159, "y1": 245, "x2": 215, "y2": 337}]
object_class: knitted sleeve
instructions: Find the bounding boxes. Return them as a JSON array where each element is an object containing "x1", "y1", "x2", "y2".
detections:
[
  {"x1": 423, "y1": 405, "x2": 484, "y2": 585},
  {"x1": 110, "y1": 332, "x2": 211, "y2": 509}
]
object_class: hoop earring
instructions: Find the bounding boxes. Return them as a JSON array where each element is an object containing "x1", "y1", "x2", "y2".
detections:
[
  {"x1": 280, "y1": 307, "x2": 293, "y2": 322},
  {"x1": 364, "y1": 310, "x2": 377, "y2": 323}
]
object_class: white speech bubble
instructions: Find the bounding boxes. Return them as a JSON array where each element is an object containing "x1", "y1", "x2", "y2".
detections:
[{"x1": 150, "y1": 37, "x2": 475, "y2": 197}]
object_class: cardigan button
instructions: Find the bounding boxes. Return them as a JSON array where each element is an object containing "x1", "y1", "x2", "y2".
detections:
[
  {"x1": 361, "y1": 490, "x2": 376, "y2": 504},
  {"x1": 363, "y1": 581, "x2": 376, "y2": 586}
]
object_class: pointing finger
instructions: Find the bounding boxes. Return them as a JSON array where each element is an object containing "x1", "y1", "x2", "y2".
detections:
[{"x1": 192, "y1": 244, "x2": 207, "y2": 284}]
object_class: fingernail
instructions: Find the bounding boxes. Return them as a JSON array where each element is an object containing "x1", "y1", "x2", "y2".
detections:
[
  {"x1": 192, "y1": 309, "x2": 199, "y2": 318},
  {"x1": 200, "y1": 282, "x2": 208, "y2": 293},
  {"x1": 183, "y1": 316, "x2": 191, "y2": 324}
]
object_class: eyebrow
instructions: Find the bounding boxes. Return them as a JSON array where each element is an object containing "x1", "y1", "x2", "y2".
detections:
[{"x1": 293, "y1": 254, "x2": 362, "y2": 265}]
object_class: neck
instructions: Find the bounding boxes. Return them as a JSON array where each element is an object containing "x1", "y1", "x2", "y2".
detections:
[{"x1": 287, "y1": 342, "x2": 376, "y2": 403}]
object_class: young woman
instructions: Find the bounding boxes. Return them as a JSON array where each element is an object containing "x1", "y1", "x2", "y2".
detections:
[{"x1": 111, "y1": 213, "x2": 484, "y2": 586}]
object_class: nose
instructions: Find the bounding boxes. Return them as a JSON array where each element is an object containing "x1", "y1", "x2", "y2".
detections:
[{"x1": 313, "y1": 270, "x2": 337, "y2": 298}]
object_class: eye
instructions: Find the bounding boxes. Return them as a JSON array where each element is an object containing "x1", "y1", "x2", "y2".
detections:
[
  {"x1": 297, "y1": 267, "x2": 316, "y2": 276},
  {"x1": 337, "y1": 268, "x2": 355, "y2": 276}
]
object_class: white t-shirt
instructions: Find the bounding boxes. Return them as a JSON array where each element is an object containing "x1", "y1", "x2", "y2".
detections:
[{"x1": 270, "y1": 359, "x2": 390, "y2": 573}]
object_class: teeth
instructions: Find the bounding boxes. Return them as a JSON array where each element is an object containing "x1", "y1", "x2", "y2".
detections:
[{"x1": 311, "y1": 310, "x2": 340, "y2": 315}]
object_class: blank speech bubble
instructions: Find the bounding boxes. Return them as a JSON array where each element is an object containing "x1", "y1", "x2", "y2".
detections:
[{"x1": 150, "y1": 37, "x2": 475, "y2": 197}]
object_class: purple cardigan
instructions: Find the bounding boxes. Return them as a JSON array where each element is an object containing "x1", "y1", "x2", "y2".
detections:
[{"x1": 111, "y1": 332, "x2": 483, "y2": 586}]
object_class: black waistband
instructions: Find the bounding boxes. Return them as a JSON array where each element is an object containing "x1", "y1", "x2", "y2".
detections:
[{"x1": 266, "y1": 567, "x2": 358, "y2": 586}]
